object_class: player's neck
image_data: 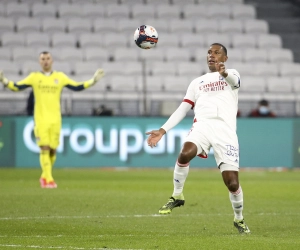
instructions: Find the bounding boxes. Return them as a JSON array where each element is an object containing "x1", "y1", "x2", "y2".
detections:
[{"x1": 42, "y1": 69, "x2": 52, "y2": 75}]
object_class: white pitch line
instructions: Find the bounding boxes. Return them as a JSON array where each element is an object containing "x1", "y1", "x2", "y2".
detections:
[{"x1": 0, "y1": 245, "x2": 142, "y2": 250}]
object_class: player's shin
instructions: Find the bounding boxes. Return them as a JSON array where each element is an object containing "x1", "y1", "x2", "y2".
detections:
[
  {"x1": 40, "y1": 150, "x2": 53, "y2": 182},
  {"x1": 172, "y1": 161, "x2": 189, "y2": 197},
  {"x1": 50, "y1": 153, "x2": 56, "y2": 167},
  {"x1": 229, "y1": 186, "x2": 244, "y2": 221}
]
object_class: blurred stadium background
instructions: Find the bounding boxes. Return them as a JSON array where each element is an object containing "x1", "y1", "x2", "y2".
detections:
[{"x1": 0, "y1": 0, "x2": 299, "y2": 117}]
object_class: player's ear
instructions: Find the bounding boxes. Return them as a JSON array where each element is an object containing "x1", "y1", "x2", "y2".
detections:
[{"x1": 224, "y1": 56, "x2": 228, "y2": 62}]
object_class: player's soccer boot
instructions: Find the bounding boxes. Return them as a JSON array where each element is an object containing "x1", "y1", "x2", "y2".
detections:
[
  {"x1": 46, "y1": 181, "x2": 58, "y2": 189},
  {"x1": 234, "y1": 218, "x2": 251, "y2": 234},
  {"x1": 39, "y1": 178, "x2": 48, "y2": 188},
  {"x1": 158, "y1": 194, "x2": 185, "y2": 214}
]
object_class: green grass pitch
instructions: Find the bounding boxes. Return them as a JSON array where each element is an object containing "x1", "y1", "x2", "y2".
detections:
[{"x1": 0, "y1": 168, "x2": 299, "y2": 250}]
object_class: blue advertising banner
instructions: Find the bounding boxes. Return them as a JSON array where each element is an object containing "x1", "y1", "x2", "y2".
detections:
[{"x1": 0, "y1": 117, "x2": 297, "y2": 168}]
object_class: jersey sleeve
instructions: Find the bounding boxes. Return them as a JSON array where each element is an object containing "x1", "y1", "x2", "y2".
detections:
[
  {"x1": 225, "y1": 69, "x2": 240, "y2": 89},
  {"x1": 182, "y1": 79, "x2": 197, "y2": 109},
  {"x1": 61, "y1": 73, "x2": 94, "y2": 91},
  {"x1": 6, "y1": 73, "x2": 34, "y2": 91}
]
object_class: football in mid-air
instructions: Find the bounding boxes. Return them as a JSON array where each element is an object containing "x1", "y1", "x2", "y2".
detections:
[{"x1": 134, "y1": 25, "x2": 158, "y2": 49}]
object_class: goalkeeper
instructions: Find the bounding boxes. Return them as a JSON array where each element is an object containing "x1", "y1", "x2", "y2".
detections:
[{"x1": 0, "y1": 51, "x2": 105, "y2": 188}]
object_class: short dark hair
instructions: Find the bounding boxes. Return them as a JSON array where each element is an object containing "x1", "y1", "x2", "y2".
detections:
[
  {"x1": 259, "y1": 99, "x2": 269, "y2": 106},
  {"x1": 210, "y1": 43, "x2": 227, "y2": 56},
  {"x1": 40, "y1": 51, "x2": 50, "y2": 55}
]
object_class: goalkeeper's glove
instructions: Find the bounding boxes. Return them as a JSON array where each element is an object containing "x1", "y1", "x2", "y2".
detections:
[
  {"x1": 0, "y1": 71, "x2": 9, "y2": 86},
  {"x1": 91, "y1": 68, "x2": 105, "y2": 85}
]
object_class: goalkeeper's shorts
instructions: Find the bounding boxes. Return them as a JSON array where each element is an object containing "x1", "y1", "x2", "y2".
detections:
[{"x1": 34, "y1": 123, "x2": 61, "y2": 149}]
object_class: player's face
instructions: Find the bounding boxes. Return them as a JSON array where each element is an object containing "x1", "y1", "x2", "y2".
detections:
[
  {"x1": 39, "y1": 53, "x2": 53, "y2": 72},
  {"x1": 207, "y1": 45, "x2": 228, "y2": 72}
]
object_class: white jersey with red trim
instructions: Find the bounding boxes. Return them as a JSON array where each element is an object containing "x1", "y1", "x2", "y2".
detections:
[{"x1": 183, "y1": 69, "x2": 240, "y2": 131}]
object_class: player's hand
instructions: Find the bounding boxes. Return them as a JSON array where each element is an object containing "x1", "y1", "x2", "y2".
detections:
[
  {"x1": 92, "y1": 68, "x2": 105, "y2": 84},
  {"x1": 145, "y1": 129, "x2": 165, "y2": 148},
  {"x1": 215, "y1": 59, "x2": 228, "y2": 78},
  {"x1": 0, "y1": 71, "x2": 9, "y2": 85}
]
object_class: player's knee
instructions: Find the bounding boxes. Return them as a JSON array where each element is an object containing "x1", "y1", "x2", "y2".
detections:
[
  {"x1": 178, "y1": 151, "x2": 194, "y2": 164},
  {"x1": 40, "y1": 145, "x2": 50, "y2": 151},
  {"x1": 226, "y1": 180, "x2": 239, "y2": 192},
  {"x1": 50, "y1": 148, "x2": 56, "y2": 156}
]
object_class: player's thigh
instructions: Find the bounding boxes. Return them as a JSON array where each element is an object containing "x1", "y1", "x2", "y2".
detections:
[
  {"x1": 185, "y1": 122, "x2": 211, "y2": 155},
  {"x1": 49, "y1": 123, "x2": 61, "y2": 149},
  {"x1": 213, "y1": 130, "x2": 239, "y2": 169},
  {"x1": 34, "y1": 124, "x2": 50, "y2": 146}
]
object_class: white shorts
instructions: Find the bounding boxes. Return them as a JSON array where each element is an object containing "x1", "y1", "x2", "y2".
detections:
[{"x1": 185, "y1": 118, "x2": 239, "y2": 170}]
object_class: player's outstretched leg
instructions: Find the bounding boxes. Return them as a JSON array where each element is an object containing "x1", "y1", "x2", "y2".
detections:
[
  {"x1": 234, "y1": 218, "x2": 251, "y2": 234},
  {"x1": 158, "y1": 194, "x2": 185, "y2": 214}
]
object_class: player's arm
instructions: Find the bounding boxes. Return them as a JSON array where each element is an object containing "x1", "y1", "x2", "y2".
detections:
[
  {"x1": 0, "y1": 71, "x2": 33, "y2": 91},
  {"x1": 146, "y1": 80, "x2": 196, "y2": 148},
  {"x1": 63, "y1": 69, "x2": 104, "y2": 91}
]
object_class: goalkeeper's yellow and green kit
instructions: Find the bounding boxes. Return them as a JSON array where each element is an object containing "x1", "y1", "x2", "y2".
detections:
[{"x1": 6, "y1": 71, "x2": 94, "y2": 148}]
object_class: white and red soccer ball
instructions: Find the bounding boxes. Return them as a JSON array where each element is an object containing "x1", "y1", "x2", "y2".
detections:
[{"x1": 134, "y1": 25, "x2": 158, "y2": 49}]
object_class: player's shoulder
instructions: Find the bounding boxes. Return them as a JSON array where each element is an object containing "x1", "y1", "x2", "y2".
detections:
[{"x1": 227, "y1": 68, "x2": 240, "y2": 75}]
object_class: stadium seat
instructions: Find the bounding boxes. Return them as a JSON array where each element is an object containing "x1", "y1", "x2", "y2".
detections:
[
  {"x1": 6, "y1": 3, "x2": 30, "y2": 18},
  {"x1": 194, "y1": 48, "x2": 209, "y2": 63},
  {"x1": 164, "y1": 47, "x2": 192, "y2": 62},
  {"x1": 279, "y1": 63, "x2": 300, "y2": 77},
  {"x1": 182, "y1": 4, "x2": 208, "y2": 20},
  {"x1": 0, "y1": 48, "x2": 12, "y2": 61},
  {"x1": 168, "y1": 19, "x2": 194, "y2": 34},
  {"x1": 1, "y1": 32, "x2": 25, "y2": 48},
  {"x1": 164, "y1": 76, "x2": 190, "y2": 92},
  {"x1": 244, "y1": 48, "x2": 268, "y2": 63},
  {"x1": 267, "y1": 48, "x2": 294, "y2": 63},
  {"x1": 12, "y1": 47, "x2": 37, "y2": 63},
  {"x1": 195, "y1": 19, "x2": 218, "y2": 34},
  {"x1": 71, "y1": 0, "x2": 95, "y2": 4},
  {"x1": 84, "y1": 48, "x2": 110, "y2": 62},
  {"x1": 118, "y1": 19, "x2": 143, "y2": 36},
  {"x1": 59, "y1": 48, "x2": 84, "y2": 62},
  {"x1": 67, "y1": 18, "x2": 92, "y2": 35},
  {"x1": 230, "y1": 62, "x2": 256, "y2": 77},
  {"x1": 0, "y1": 17, "x2": 15, "y2": 33},
  {"x1": 120, "y1": 0, "x2": 145, "y2": 5},
  {"x1": 0, "y1": 60, "x2": 20, "y2": 75},
  {"x1": 219, "y1": 20, "x2": 243, "y2": 34},
  {"x1": 239, "y1": 76, "x2": 266, "y2": 93},
  {"x1": 94, "y1": 0, "x2": 119, "y2": 5},
  {"x1": 172, "y1": 0, "x2": 196, "y2": 6},
  {"x1": 74, "y1": 61, "x2": 100, "y2": 75},
  {"x1": 105, "y1": 4, "x2": 131, "y2": 19},
  {"x1": 42, "y1": 18, "x2": 66, "y2": 34},
  {"x1": 156, "y1": 33, "x2": 179, "y2": 48},
  {"x1": 144, "y1": 19, "x2": 169, "y2": 34},
  {"x1": 79, "y1": 33, "x2": 103, "y2": 48},
  {"x1": 31, "y1": 2, "x2": 57, "y2": 18},
  {"x1": 155, "y1": 5, "x2": 181, "y2": 20},
  {"x1": 58, "y1": 3, "x2": 82, "y2": 19},
  {"x1": 292, "y1": 77, "x2": 300, "y2": 92},
  {"x1": 227, "y1": 48, "x2": 243, "y2": 63},
  {"x1": 177, "y1": 62, "x2": 205, "y2": 77},
  {"x1": 243, "y1": 19, "x2": 269, "y2": 34},
  {"x1": 231, "y1": 5, "x2": 256, "y2": 20},
  {"x1": 52, "y1": 61, "x2": 72, "y2": 75},
  {"x1": 254, "y1": 62, "x2": 279, "y2": 77},
  {"x1": 82, "y1": 4, "x2": 105, "y2": 20},
  {"x1": 21, "y1": 60, "x2": 41, "y2": 75},
  {"x1": 180, "y1": 33, "x2": 205, "y2": 49},
  {"x1": 26, "y1": 32, "x2": 50, "y2": 47},
  {"x1": 148, "y1": 61, "x2": 177, "y2": 76},
  {"x1": 51, "y1": 33, "x2": 77, "y2": 48},
  {"x1": 232, "y1": 34, "x2": 256, "y2": 49},
  {"x1": 126, "y1": 61, "x2": 143, "y2": 76},
  {"x1": 139, "y1": 48, "x2": 165, "y2": 62},
  {"x1": 146, "y1": 0, "x2": 170, "y2": 6},
  {"x1": 16, "y1": 17, "x2": 41, "y2": 33},
  {"x1": 256, "y1": 34, "x2": 282, "y2": 49},
  {"x1": 102, "y1": 62, "x2": 127, "y2": 78},
  {"x1": 204, "y1": 33, "x2": 231, "y2": 48},
  {"x1": 131, "y1": 4, "x2": 155, "y2": 19},
  {"x1": 266, "y1": 76, "x2": 293, "y2": 93},
  {"x1": 113, "y1": 48, "x2": 140, "y2": 62},
  {"x1": 207, "y1": 4, "x2": 231, "y2": 19},
  {"x1": 103, "y1": 33, "x2": 129, "y2": 49},
  {"x1": 145, "y1": 76, "x2": 165, "y2": 91},
  {"x1": 108, "y1": 75, "x2": 139, "y2": 92},
  {"x1": 93, "y1": 18, "x2": 118, "y2": 33}
]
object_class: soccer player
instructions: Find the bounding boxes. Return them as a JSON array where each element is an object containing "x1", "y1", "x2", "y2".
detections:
[
  {"x1": 0, "y1": 51, "x2": 104, "y2": 188},
  {"x1": 146, "y1": 43, "x2": 250, "y2": 234}
]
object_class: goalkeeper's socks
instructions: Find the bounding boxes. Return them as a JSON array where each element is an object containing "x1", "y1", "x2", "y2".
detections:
[
  {"x1": 40, "y1": 150, "x2": 53, "y2": 182},
  {"x1": 50, "y1": 153, "x2": 57, "y2": 167}
]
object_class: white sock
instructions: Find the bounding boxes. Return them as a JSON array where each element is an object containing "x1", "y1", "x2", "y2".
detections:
[
  {"x1": 172, "y1": 161, "x2": 189, "y2": 197},
  {"x1": 229, "y1": 186, "x2": 244, "y2": 221}
]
